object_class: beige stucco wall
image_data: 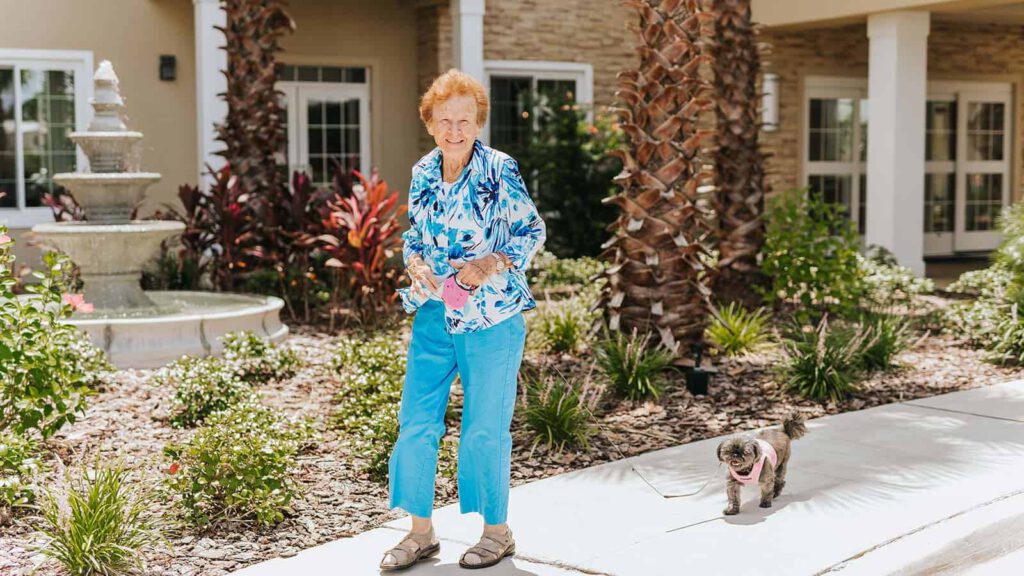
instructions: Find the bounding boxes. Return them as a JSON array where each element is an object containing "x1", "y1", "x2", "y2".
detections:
[
  {"x1": 281, "y1": 0, "x2": 422, "y2": 198},
  {"x1": 0, "y1": 0, "x2": 197, "y2": 265},
  {"x1": 761, "y1": 19, "x2": 1024, "y2": 204}
]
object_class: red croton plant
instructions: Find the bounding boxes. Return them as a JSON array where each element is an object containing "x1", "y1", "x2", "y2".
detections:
[{"x1": 316, "y1": 167, "x2": 407, "y2": 329}]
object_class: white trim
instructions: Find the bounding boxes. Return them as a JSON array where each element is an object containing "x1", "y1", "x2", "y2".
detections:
[
  {"x1": 193, "y1": 0, "x2": 228, "y2": 186},
  {"x1": 452, "y1": 0, "x2": 486, "y2": 82},
  {"x1": 0, "y1": 48, "x2": 93, "y2": 227},
  {"x1": 482, "y1": 60, "x2": 595, "y2": 144}
]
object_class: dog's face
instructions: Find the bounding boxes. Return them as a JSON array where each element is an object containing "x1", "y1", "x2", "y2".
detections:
[{"x1": 717, "y1": 437, "x2": 761, "y2": 471}]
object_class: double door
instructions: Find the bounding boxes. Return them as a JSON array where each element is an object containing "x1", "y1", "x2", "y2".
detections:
[{"x1": 925, "y1": 83, "x2": 1011, "y2": 255}]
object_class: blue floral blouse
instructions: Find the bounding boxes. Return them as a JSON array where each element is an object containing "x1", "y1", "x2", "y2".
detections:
[{"x1": 398, "y1": 139, "x2": 547, "y2": 334}]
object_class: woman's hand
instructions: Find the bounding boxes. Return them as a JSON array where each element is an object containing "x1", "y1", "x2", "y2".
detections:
[
  {"x1": 451, "y1": 254, "x2": 500, "y2": 289},
  {"x1": 407, "y1": 254, "x2": 441, "y2": 294}
]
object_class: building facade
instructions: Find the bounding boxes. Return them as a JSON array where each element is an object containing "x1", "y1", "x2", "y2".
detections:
[{"x1": 2, "y1": 0, "x2": 1024, "y2": 275}]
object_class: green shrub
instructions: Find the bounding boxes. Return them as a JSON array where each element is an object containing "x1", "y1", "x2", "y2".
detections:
[
  {"x1": 761, "y1": 189, "x2": 864, "y2": 317},
  {"x1": 329, "y1": 332, "x2": 458, "y2": 482},
  {"x1": 156, "y1": 356, "x2": 255, "y2": 428},
  {"x1": 858, "y1": 313, "x2": 915, "y2": 371},
  {"x1": 33, "y1": 457, "x2": 164, "y2": 576},
  {"x1": 530, "y1": 295, "x2": 599, "y2": 354},
  {"x1": 512, "y1": 91, "x2": 623, "y2": 257},
  {"x1": 858, "y1": 249, "x2": 934, "y2": 311},
  {"x1": 528, "y1": 250, "x2": 607, "y2": 290},
  {"x1": 706, "y1": 303, "x2": 771, "y2": 356},
  {"x1": 163, "y1": 400, "x2": 315, "y2": 527},
  {"x1": 593, "y1": 329, "x2": 674, "y2": 402},
  {"x1": 781, "y1": 316, "x2": 872, "y2": 403},
  {"x1": 520, "y1": 375, "x2": 596, "y2": 452},
  {"x1": 1, "y1": 231, "x2": 106, "y2": 438},
  {"x1": 221, "y1": 330, "x2": 301, "y2": 384},
  {"x1": 0, "y1": 429, "x2": 45, "y2": 513}
]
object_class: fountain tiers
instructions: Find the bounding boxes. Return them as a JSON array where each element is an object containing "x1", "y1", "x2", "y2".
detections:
[{"x1": 29, "y1": 59, "x2": 288, "y2": 369}]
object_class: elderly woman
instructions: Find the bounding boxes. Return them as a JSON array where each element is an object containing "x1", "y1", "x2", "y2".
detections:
[{"x1": 380, "y1": 69, "x2": 546, "y2": 571}]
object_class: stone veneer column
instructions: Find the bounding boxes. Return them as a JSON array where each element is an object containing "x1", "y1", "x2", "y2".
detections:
[
  {"x1": 866, "y1": 11, "x2": 929, "y2": 275},
  {"x1": 193, "y1": 0, "x2": 228, "y2": 186},
  {"x1": 452, "y1": 0, "x2": 485, "y2": 82}
]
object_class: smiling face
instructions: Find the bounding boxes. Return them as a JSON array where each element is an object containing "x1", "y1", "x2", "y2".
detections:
[{"x1": 428, "y1": 95, "x2": 482, "y2": 162}]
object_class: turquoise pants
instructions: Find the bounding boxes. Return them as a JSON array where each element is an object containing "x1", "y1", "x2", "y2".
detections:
[{"x1": 388, "y1": 300, "x2": 526, "y2": 525}]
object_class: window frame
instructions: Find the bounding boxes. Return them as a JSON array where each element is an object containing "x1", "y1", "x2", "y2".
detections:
[
  {"x1": 0, "y1": 49, "x2": 93, "y2": 229},
  {"x1": 482, "y1": 60, "x2": 594, "y2": 146},
  {"x1": 802, "y1": 77, "x2": 868, "y2": 235},
  {"x1": 276, "y1": 69, "x2": 372, "y2": 188}
]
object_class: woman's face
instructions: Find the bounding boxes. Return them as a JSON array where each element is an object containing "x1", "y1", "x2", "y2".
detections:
[{"x1": 428, "y1": 95, "x2": 482, "y2": 160}]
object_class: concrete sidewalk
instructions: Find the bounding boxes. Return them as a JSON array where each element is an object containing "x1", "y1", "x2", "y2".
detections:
[{"x1": 234, "y1": 381, "x2": 1024, "y2": 576}]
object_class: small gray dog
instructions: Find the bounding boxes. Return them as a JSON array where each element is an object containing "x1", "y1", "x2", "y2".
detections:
[{"x1": 716, "y1": 414, "x2": 806, "y2": 515}]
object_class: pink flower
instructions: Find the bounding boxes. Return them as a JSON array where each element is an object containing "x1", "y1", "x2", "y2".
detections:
[
  {"x1": 63, "y1": 293, "x2": 95, "y2": 313},
  {"x1": 0, "y1": 234, "x2": 11, "y2": 246}
]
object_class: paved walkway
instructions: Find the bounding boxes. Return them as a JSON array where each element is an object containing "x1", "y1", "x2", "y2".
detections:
[{"x1": 234, "y1": 380, "x2": 1024, "y2": 576}]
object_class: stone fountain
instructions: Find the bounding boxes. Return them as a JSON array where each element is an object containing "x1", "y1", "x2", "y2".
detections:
[{"x1": 31, "y1": 61, "x2": 287, "y2": 368}]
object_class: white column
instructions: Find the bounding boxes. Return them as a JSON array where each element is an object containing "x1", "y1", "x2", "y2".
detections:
[
  {"x1": 452, "y1": 0, "x2": 485, "y2": 82},
  {"x1": 193, "y1": 0, "x2": 228, "y2": 186},
  {"x1": 866, "y1": 11, "x2": 929, "y2": 276}
]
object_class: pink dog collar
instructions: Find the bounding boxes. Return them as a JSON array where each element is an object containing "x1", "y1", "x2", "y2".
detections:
[{"x1": 729, "y1": 439, "x2": 778, "y2": 486}]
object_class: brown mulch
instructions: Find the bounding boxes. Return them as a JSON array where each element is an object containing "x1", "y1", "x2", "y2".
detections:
[{"x1": 1, "y1": 303, "x2": 1022, "y2": 575}]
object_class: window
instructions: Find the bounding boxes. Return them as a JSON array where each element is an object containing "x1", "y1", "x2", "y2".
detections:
[
  {"x1": 925, "y1": 100, "x2": 956, "y2": 235},
  {"x1": 0, "y1": 50, "x2": 91, "y2": 228},
  {"x1": 276, "y1": 65, "x2": 371, "y2": 188},
  {"x1": 804, "y1": 79, "x2": 868, "y2": 235},
  {"x1": 484, "y1": 61, "x2": 593, "y2": 152}
]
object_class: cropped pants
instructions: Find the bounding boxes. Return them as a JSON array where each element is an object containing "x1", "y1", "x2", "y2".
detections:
[{"x1": 388, "y1": 300, "x2": 526, "y2": 525}]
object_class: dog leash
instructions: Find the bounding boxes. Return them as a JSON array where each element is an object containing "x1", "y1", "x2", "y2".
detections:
[{"x1": 552, "y1": 362, "x2": 723, "y2": 499}]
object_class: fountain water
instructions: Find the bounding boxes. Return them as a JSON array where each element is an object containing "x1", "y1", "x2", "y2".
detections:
[{"x1": 31, "y1": 61, "x2": 287, "y2": 368}]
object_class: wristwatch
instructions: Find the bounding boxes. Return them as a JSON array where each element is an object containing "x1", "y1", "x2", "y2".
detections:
[{"x1": 493, "y1": 252, "x2": 508, "y2": 273}]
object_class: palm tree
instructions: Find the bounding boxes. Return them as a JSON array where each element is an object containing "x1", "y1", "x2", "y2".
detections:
[
  {"x1": 598, "y1": 0, "x2": 716, "y2": 354},
  {"x1": 706, "y1": 0, "x2": 768, "y2": 300}
]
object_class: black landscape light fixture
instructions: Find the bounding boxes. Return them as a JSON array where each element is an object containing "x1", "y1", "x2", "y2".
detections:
[
  {"x1": 160, "y1": 55, "x2": 177, "y2": 81},
  {"x1": 684, "y1": 343, "x2": 712, "y2": 396}
]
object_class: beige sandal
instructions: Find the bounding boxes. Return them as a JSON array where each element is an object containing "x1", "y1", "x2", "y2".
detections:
[
  {"x1": 379, "y1": 529, "x2": 441, "y2": 571},
  {"x1": 459, "y1": 527, "x2": 516, "y2": 569}
]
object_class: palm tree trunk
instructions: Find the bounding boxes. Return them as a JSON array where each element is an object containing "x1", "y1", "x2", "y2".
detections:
[{"x1": 599, "y1": 0, "x2": 717, "y2": 354}]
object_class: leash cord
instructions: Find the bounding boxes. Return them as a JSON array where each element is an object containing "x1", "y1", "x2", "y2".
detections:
[{"x1": 544, "y1": 363, "x2": 723, "y2": 499}]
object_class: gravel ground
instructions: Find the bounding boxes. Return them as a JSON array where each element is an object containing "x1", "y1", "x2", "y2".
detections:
[{"x1": 1, "y1": 302, "x2": 1021, "y2": 576}]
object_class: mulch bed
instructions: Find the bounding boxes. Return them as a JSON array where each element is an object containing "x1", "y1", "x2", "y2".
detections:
[{"x1": 1, "y1": 297, "x2": 1022, "y2": 575}]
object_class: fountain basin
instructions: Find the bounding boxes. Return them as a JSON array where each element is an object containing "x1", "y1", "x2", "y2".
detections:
[
  {"x1": 32, "y1": 220, "x2": 184, "y2": 310},
  {"x1": 70, "y1": 131, "x2": 144, "y2": 173},
  {"x1": 65, "y1": 291, "x2": 288, "y2": 369},
  {"x1": 52, "y1": 172, "x2": 161, "y2": 222}
]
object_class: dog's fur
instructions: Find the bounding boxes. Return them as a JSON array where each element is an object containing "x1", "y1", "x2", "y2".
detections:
[{"x1": 716, "y1": 414, "x2": 806, "y2": 515}]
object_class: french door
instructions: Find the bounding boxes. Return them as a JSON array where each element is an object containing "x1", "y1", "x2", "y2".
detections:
[
  {"x1": 925, "y1": 82, "x2": 1011, "y2": 254},
  {"x1": 277, "y1": 81, "x2": 370, "y2": 188}
]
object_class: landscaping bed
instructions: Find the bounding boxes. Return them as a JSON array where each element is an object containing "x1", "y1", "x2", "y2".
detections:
[{"x1": 1, "y1": 303, "x2": 1020, "y2": 576}]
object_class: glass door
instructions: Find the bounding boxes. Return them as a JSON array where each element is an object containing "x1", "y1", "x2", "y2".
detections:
[
  {"x1": 277, "y1": 79, "x2": 370, "y2": 188},
  {"x1": 924, "y1": 96, "x2": 957, "y2": 255},
  {"x1": 955, "y1": 89, "x2": 1011, "y2": 252}
]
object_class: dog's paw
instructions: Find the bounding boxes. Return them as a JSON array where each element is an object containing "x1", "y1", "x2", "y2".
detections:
[
  {"x1": 723, "y1": 507, "x2": 739, "y2": 516},
  {"x1": 759, "y1": 500, "x2": 773, "y2": 509},
  {"x1": 773, "y1": 482, "x2": 785, "y2": 498}
]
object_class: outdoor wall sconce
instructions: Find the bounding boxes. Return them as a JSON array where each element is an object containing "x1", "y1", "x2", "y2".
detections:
[
  {"x1": 762, "y1": 72, "x2": 779, "y2": 132},
  {"x1": 160, "y1": 55, "x2": 177, "y2": 81}
]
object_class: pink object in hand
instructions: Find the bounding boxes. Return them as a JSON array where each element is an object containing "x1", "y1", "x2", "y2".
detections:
[
  {"x1": 442, "y1": 275, "x2": 473, "y2": 309},
  {"x1": 729, "y1": 439, "x2": 778, "y2": 486}
]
